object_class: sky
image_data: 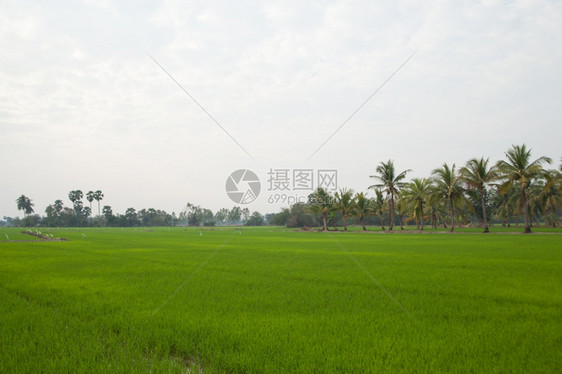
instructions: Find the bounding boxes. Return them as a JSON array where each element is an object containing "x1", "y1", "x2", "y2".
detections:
[{"x1": 1, "y1": 0, "x2": 561, "y2": 218}]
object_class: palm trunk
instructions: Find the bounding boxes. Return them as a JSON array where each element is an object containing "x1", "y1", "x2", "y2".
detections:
[
  {"x1": 481, "y1": 191, "x2": 489, "y2": 233},
  {"x1": 360, "y1": 216, "x2": 366, "y2": 231},
  {"x1": 449, "y1": 197, "x2": 455, "y2": 232},
  {"x1": 322, "y1": 213, "x2": 327, "y2": 232},
  {"x1": 420, "y1": 205, "x2": 424, "y2": 231},
  {"x1": 388, "y1": 193, "x2": 394, "y2": 231},
  {"x1": 379, "y1": 214, "x2": 385, "y2": 231},
  {"x1": 342, "y1": 214, "x2": 347, "y2": 231},
  {"x1": 522, "y1": 191, "x2": 531, "y2": 233}
]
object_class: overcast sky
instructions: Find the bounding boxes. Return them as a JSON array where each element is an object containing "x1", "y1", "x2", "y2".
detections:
[{"x1": 1, "y1": 0, "x2": 561, "y2": 218}]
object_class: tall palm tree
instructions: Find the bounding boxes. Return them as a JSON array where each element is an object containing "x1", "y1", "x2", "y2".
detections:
[
  {"x1": 353, "y1": 192, "x2": 371, "y2": 231},
  {"x1": 369, "y1": 160, "x2": 411, "y2": 231},
  {"x1": 334, "y1": 188, "x2": 355, "y2": 231},
  {"x1": 432, "y1": 163, "x2": 465, "y2": 232},
  {"x1": 402, "y1": 178, "x2": 432, "y2": 230},
  {"x1": 496, "y1": 144, "x2": 552, "y2": 233},
  {"x1": 460, "y1": 158, "x2": 498, "y2": 233},
  {"x1": 94, "y1": 190, "x2": 104, "y2": 217},
  {"x1": 308, "y1": 187, "x2": 332, "y2": 231},
  {"x1": 86, "y1": 191, "x2": 95, "y2": 211},
  {"x1": 16, "y1": 195, "x2": 34, "y2": 216}
]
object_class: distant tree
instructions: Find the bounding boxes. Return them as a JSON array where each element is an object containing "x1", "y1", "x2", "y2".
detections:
[
  {"x1": 214, "y1": 208, "x2": 229, "y2": 225},
  {"x1": 268, "y1": 208, "x2": 291, "y2": 226},
  {"x1": 241, "y1": 207, "x2": 250, "y2": 223},
  {"x1": 83, "y1": 206, "x2": 92, "y2": 218},
  {"x1": 184, "y1": 203, "x2": 202, "y2": 226},
  {"x1": 460, "y1": 158, "x2": 498, "y2": 233},
  {"x1": 68, "y1": 190, "x2": 83, "y2": 205},
  {"x1": 16, "y1": 195, "x2": 34, "y2": 216},
  {"x1": 496, "y1": 144, "x2": 552, "y2": 233},
  {"x1": 102, "y1": 205, "x2": 113, "y2": 225},
  {"x1": 245, "y1": 211, "x2": 264, "y2": 226},
  {"x1": 201, "y1": 208, "x2": 215, "y2": 226},
  {"x1": 73, "y1": 200, "x2": 84, "y2": 216},
  {"x1": 538, "y1": 169, "x2": 561, "y2": 227},
  {"x1": 371, "y1": 189, "x2": 386, "y2": 230},
  {"x1": 352, "y1": 192, "x2": 371, "y2": 231},
  {"x1": 334, "y1": 188, "x2": 354, "y2": 231},
  {"x1": 228, "y1": 206, "x2": 242, "y2": 225},
  {"x1": 402, "y1": 178, "x2": 432, "y2": 230},
  {"x1": 369, "y1": 160, "x2": 411, "y2": 231},
  {"x1": 308, "y1": 187, "x2": 333, "y2": 231},
  {"x1": 44, "y1": 205, "x2": 56, "y2": 227},
  {"x1": 125, "y1": 208, "x2": 138, "y2": 226},
  {"x1": 54, "y1": 200, "x2": 64, "y2": 216},
  {"x1": 86, "y1": 191, "x2": 95, "y2": 211},
  {"x1": 94, "y1": 190, "x2": 104, "y2": 217},
  {"x1": 286, "y1": 202, "x2": 316, "y2": 228},
  {"x1": 432, "y1": 163, "x2": 465, "y2": 232}
]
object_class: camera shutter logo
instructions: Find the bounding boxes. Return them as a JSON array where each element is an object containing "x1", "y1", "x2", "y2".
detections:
[{"x1": 226, "y1": 169, "x2": 261, "y2": 204}]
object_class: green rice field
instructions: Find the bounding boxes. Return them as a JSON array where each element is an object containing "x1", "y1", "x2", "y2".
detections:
[{"x1": 1, "y1": 227, "x2": 561, "y2": 373}]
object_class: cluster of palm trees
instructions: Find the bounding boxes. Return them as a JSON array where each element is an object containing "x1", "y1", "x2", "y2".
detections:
[{"x1": 309, "y1": 144, "x2": 560, "y2": 233}]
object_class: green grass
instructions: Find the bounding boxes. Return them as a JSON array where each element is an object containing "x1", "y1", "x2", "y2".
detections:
[{"x1": 1, "y1": 227, "x2": 561, "y2": 373}]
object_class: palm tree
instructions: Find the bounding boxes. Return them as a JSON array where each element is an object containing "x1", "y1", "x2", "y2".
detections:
[
  {"x1": 402, "y1": 178, "x2": 432, "y2": 230},
  {"x1": 371, "y1": 189, "x2": 387, "y2": 231},
  {"x1": 68, "y1": 190, "x2": 83, "y2": 204},
  {"x1": 94, "y1": 190, "x2": 104, "y2": 217},
  {"x1": 432, "y1": 163, "x2": 465, "y2": 232},
  {"x1": 353, "y1": 192, "x2": 371, "y2": 231},
  {"x1": 460, "y1": 158, "x2": 498, "y2": 233},
  {"x1": 83, "y1": 206, "x2": 92, "y2": 218},
  {"x1": 334, "y1": 188, "x2": 355, "y2": 231},
  {"x1": 369, "y1": 160, "x2": 411, "y2": 231},
  {"x1": 308, "y1": 187, "x2": 333, "y2": 231},
  {"x1": 492, "y1": 184, "x2": 518, "y2": 227},
  {"x1": 86, "y1": 191, "x2": 95, "y2": 211},
  {"x1": 539, "y1": 169, "x2": 561, "y2": 227},
  {"x1": 16, "y1": 195, "x2": 34, "y2": 216},
  {"x1": 54, "y1": 199, "x2": 64, "y2": 215},
  {"x1": 496, "y1": 144, "x2": 552, "y2": 233}
]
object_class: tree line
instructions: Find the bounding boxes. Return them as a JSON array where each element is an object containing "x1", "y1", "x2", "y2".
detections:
[
  {"x1": 9, "y1": 190, "x2": 267, "y2": 228},
  {"x1": 6, "y1": 144, "x2": 560, "y2": 232},
  {"x1": 270, "y1": 144, "x2": 560, "y2": 233}
]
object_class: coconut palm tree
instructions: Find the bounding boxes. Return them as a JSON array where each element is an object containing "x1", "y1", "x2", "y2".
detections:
[
  {"x1": 496, "y1": 144, "x2": 552, "y2": 233},
  {"x1": 460, "y1": 158, "x2": 498, "y2": 233},
  {"x1": 308, "y1": 187, "x2": 333, "y2": 231},
  {"x1": 369, "y1": 160, "x2": 410, "y2": 231},
  {"x1": 402, "y1": 178, "x2": 432, "y2": 231},
  {"x1": 432, "y1": 163, "x2": 465, "y2": 232},
  {"x1": 94, "y1": 190, "x2": 104, "y2": 217},
  {"x1": 334, "y1": 188, "x2": 355, "y2": 231},
  {"x1": 353, "y1": 192, "x2": 371, "y2": 231},
  {"x1": 538, "y1": 169, "x2": 561, "y2": 227},
  {"x1": 16, "y1": 195, "x2": 34, "y2": 216},
  {"x1": 492, "y1": 184, "x2": 518, "y2": 227}
]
